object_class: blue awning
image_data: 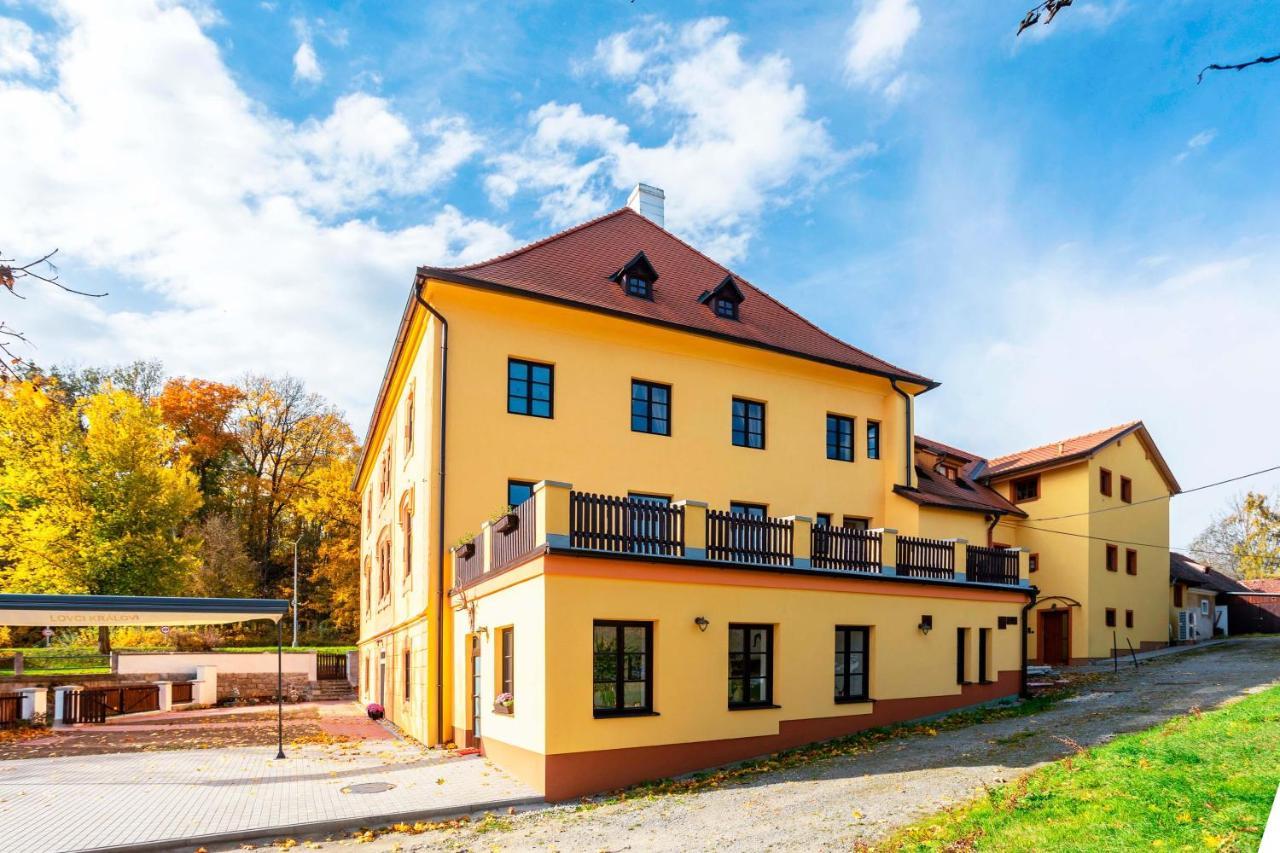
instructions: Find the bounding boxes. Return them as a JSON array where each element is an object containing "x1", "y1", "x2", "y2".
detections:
[{"x1": 0, "y1": 594, "x2": 289, "y2": 626}]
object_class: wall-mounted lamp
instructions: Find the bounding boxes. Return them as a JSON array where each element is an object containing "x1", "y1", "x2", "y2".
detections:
[
  {"x1": 918, "y1": 615, "x2": 933, "y2": 635},
  {"x1": 694, "y1": 616, "x2": 710, "y2": 632},
  {"x1": 475, "y1": 626, "x2": 489, "y2": 638}
]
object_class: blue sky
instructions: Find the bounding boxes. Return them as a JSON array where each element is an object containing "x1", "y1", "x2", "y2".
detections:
[{"x1": 2, "y1": 0, "x2": 1278, "y2": 545}]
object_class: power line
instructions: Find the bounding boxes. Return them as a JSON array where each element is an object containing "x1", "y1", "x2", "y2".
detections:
[
  {"x1": 1026, "y1": 463, "x2": 1280, "y2": 522},
  {"x1": 996, "y1": 518, "x2": 1280, "y2": 563}
]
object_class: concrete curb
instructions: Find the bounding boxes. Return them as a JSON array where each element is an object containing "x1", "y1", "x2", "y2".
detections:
[{"x1": 83, "y1": 795, "x2": 547, "y2": 853}]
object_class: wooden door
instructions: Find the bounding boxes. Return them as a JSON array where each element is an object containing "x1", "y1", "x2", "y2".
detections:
[{"x1": 1040, "y1": 610, "x2": 1069, "y2": 665}]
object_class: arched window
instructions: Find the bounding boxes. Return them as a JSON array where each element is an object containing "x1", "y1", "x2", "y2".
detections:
[{"x1": 400, "y1": 492, "x2": 414, "y2": 578}]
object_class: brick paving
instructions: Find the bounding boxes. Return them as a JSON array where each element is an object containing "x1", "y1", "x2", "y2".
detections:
[{"x1": 0, "y1": 706, "x2": 539, "y2": 852}]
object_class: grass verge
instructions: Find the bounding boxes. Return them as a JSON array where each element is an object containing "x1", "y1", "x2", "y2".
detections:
[{"x1": 879, "y1": 685, "x2": 1280, "y2": 852}]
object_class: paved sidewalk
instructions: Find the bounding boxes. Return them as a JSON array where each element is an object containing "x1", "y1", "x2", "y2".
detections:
[{"x1": 0, "y1": 738, "x2": 539, "y2": 852}]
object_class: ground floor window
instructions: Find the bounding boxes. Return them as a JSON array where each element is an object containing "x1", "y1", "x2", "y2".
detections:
[
  {"x1": 1125, "y1": 609, "x2": 1134, "y2": 628},
  {"x1": 500, "y1": 626, "x2": 514, "y2": 699},
  {"x1": 403, "y1": 648, "x2": 411, "y2": 701},
  {"x1": 978, "y1": 628, "x2": 991, "y2": 684},
  {"x1": 834, "y1": 626, "x2": 868, "y2": 702},
  {"x1": 1105, "y1": 608, "x2": 1117, "y2": 628},
  {"x1": 728, "y1": 624, "x2": 774, "y2": 708},
  {"x1": 593, "y1": 621, "x2": 652, "y2": 716},
  {"x1": 956, "y1": 627, "x2": 970, "y2": 684}
]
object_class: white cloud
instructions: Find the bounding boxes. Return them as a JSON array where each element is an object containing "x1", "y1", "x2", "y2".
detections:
[
  {"x1": 1174, "y1": 128, "x2": 1216, "y2": 163},
  {"x1": 292, "y1": 39, "x2": 321, "y2": 83},
  {"x1": 843, "y1": 0, "x2": 920, "y2": 96},
  {"x1": 0, "y1": 16, "x2": 42, "y2": 75},
  {"x1": 489, "y1": 18, "x2": 839, "y2": 262},
  {"x1": 594, "y1": 31, "x2": 651, "y2": 79},
  {"x1": 0, "y1": 0, "x2": 512, "y2": 419}
]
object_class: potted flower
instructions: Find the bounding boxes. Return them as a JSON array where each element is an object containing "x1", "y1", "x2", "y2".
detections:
[
  {"x1": 494, "y1": 512, "x2": 519, "y2": 535},
  {"x1": 493, "y1": 692, "x2": 514, "y2": 714},
  {"x1": 366, "y1": 702, "x2": 385, "y2": 720},
  {"x1": 453, "y1": 535, "x2": 476, "y2": 560}
]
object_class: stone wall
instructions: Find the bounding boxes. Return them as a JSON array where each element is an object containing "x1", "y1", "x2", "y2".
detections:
[
  {"x1": 2, "y1": 672, "x2": 318, "y2": 703},
  {"x1": 219, "y1": 672, "x2": 312, "y2": 701}
]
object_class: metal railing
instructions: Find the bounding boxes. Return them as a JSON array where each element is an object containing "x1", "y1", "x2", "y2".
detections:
[
  {"x1": 491, "y1": 497, "x2": 537, "y2": 569},
  {"x1": 570, "y1": 492, "x2": 685, "y2": 556},
  {"x1": 896, "y1": 535, "x2": 956, "y2": 580},
  {"x1": 706, "y1": 510, "x2": 794, "y2": 566},
  {"x1": 967, "y1": 545, "x2": 1020, "y2": 585},
  {"x1": 812, "y1": 526, "x2": 882, "y2": 573},
  {"x1": 317, "y1": 653, "x2": 348, "y2": 681}
]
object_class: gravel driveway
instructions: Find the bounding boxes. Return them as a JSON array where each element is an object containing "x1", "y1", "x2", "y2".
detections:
[{"x1": 250, "y1": 638, "x2": 1280, "y2": 852}]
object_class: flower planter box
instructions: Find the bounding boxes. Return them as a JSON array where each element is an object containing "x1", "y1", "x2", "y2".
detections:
[
  {"x1": 455, "y1": 541, "x2": 476, "y2": 559},
  {"x1": 495, "y1": 513, "x2": 519, "y2": 535}
]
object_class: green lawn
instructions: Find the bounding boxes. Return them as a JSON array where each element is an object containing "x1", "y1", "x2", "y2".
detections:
[{"x1": 882, "y1": 686, "x2": 1280, "y2": 852}]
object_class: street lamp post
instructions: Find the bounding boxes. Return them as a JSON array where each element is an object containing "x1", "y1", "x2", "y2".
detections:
[{"x1": 291, "y1": 536, "x2": 300, "y2": 648}]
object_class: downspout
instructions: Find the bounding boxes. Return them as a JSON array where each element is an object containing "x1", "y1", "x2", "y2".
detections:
[
  {"x1": 1019, "y1": 588, "x2": 1039, "y2": 699},
  {"x1": 889, "y1": 380, "x2": 914, "y2": 487},
  {"x1": 414, "y1": 277, "x2": 448, "y2": 746},
  {"x1": 986, "y1": 514, "x2": 1000, "y2": 547}
]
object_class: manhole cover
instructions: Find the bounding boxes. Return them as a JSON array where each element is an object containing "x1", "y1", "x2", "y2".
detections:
[{"x1": 342, "y1": 782, "x2": 396, "y2": 794}]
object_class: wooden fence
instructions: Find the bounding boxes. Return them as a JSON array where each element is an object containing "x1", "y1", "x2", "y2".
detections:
[
  {"x1": 0, "y1": 694, "x2": 21, "y2": 728},
  {"x1": 454, "y1": 534, "x2": 486, "y2": 588},
  {"x1": 811, "y1": 526, "x2": 882, "y2": 572},
  {"x1": 317, "y1": 653, "x2": 347, "y2": 681},
  {"x1": 61, "y1": 685, "x2": 158, "y2": 724},
  {"x1": 491, "y1": 497, "x2": 537, "y2": 569},
  {"x1": 896, "y1": 535, "x2": 956, "y2": 580},
  {"x1": 706, "y1": 510, "x2": 794, "y2": 565},
  {"x1": 967, "y1": 546, "x2": 1020, "y2": 585},
  {"x1": 569, "y1": 492, "x2": 685, "y2": 556},
  {"x1": 171, "y1": 682, "x2": 194, "y2": 704}
]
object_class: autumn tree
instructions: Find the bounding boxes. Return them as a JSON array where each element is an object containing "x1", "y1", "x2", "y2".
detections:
[
  {"x1": 232, "y1": 374, "x2": 355, "y2": 592},
  {"x1": 51, "y1": 359, "x2": 166, "y2": 404},
  {"x1": 157, "y1": 377, "x2": 244, "y2": 509},
  {"x1": 1189, "y1": 491, "x2": 1280, "y2": 579},
  {"x1": 297, "y1": 449, "x2": 362, "y2": 633},
  {"x1": 184, "y1": 513, "x2": 257, "y2": 599}
]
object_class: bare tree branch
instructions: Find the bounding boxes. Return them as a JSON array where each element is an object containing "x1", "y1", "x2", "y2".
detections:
[
  {"x1": 1017, "y1": 0, "x2": 1072, "y2": 36},
  {"x1": 1, "y1": 248, "x2": 107, "y2": 382},
  {"x1": 1198, "y1": 52, "x2": 1280, "y2": 84},
  {"x1": 1, "y1": 249, "x2": 108, "y2": 298}
]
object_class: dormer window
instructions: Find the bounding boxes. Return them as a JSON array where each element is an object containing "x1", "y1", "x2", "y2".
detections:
[
  {"x1": 699, "y1": 275, "x2": 745, "y2": 321},
  {"x1": 610, "y1": 251, "x2": 658, "y2": 301}
]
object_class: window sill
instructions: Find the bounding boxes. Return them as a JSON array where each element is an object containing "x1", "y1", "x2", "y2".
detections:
[
  {"x1": 834, "y1": 696, "x2": 874, "y2": 705},
  {"x1": 593, "y1": 709, "x2": 659, "y2": 719},
  {"x1": 728, "y1": 703, "x2": 781, "y2": 711},
  {"x1": 492, "y1": 708, "x2": 514, "y2": 717}
]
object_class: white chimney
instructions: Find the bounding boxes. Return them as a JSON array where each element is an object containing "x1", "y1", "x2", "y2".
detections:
[{"x1": 626, "y1": 183, "x2": 665, "y2": 228}]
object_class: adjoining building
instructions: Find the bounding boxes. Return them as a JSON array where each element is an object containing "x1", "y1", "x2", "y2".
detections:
[{"x1": 352, "y1": 184, "x2": 1178, "y2": 797}]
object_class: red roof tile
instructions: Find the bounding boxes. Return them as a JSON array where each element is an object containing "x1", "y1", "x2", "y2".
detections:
[
  {"x1": 423, "y1": 208, "x2": 935, "y2": 387},
  {"x1": 1241, "y1": 578, "x2": 1280, "y2": 593},
  {"x1": 984, "y1": 422, "x2": 1142, "y2": 478},
  {"x1": 902, "y1": 436, "x2": 1025, "y2": 516}
]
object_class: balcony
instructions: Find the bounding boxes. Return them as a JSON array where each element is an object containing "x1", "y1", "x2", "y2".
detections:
[{"x1": 451, "y1": 481, "x2": 1030, "y2": 592}]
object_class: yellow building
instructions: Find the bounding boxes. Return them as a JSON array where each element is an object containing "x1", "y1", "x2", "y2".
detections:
[{"x1": 353, "y1": 184, "x2": 1173, "y2": 797}]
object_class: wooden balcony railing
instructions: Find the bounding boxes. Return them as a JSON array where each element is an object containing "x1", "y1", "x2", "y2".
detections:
[
  {"x1": 570, "y1": 492, "x2": 685, "y2": 556},
  {"x1": 706, "y1": 510, "x2": 793, "y2": 566},
  {"x1": 967, "y1": 545, "x2": 1021, "y2": 585},
  {"x1": 896, "y1": 535, "x2": 956, "y2": 580},
  {"x1": 811, "y1": 525, "x2": 882, "y2": 572},
  {"x1": 449, "y1": 481, "x2": 1028, "y2": 591}
]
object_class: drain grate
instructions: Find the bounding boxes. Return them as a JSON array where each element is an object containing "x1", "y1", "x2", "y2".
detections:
[{"x1": 342, "y1": 782, "x2": 396, "y2": 794}]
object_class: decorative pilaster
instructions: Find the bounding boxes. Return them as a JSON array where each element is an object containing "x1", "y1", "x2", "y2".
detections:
[{"x1": 675, "y1": 500, "x2": 708, "y2": 559}]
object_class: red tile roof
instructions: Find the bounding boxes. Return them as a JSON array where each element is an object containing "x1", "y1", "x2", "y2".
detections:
[
  {"x1": 984, "y1": 422, "x2": 1142, "y2": 478},
  {"x1": 1241, "y1": 578, "x2": 1280, "y2": 593},
  {"x1": 422, "y1": 207, "x2": 935, "y2": 387},
  {"x1": 902, "y1": 436, "x2": 1026, "y2": 517}
]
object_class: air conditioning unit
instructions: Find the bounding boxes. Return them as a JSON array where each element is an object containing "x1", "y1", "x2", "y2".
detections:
[{"x1": 1177, "y1": 611, "x2": 1190, "y2": 642}]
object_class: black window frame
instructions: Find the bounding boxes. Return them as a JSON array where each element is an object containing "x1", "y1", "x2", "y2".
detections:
[
  {"x1": 507, "y1": 479, "x2": 536, "y2": 510},
  {"x1": 826, "y1": 414, "x2": 855, "y2": 462},
  {"x1": 834, "y1": 625, "x2": 870, "y2": 703},
  {"x1": 1105, "y1": 608, "x2": 1117, "y2": 628},
  {"x1": 1012, "y1": 475, "x2": 1040, "y2": 503},
  {"x1": 978, "y1": 628, "x2": 991, "y2": 684},
  {"x1": 728, "y1": 623, "x2": 775, "y2": 709},
  {"x1": 842, "y1": 516, "x2": 870, "y2": 531},
  {"x1": 714, "y1": 296, "x2": 738, "y2": 320},
  {"x1": 729, "y1": 501, "x2": 768, "y2": 518},
  {"x1": 630, "y1": 379, "x2": 672, "y2": 436},
  {"x1": 815, "y1": 512, "x2": 833, "y2": 527},
  {"x1": 592, "y1": 620, "x2": 654, "y2": 717},
  {"x1": 956, "y1": 627, "x2": 970, "y2": 685},
  {"x1": 732, "y1": 398, "x2": 766, "y2": 449},
  {"x1": 624, "y1": 273, "x2": 653, "y2": 299},
  {"x1": 866, "y1": 420, "x2": 881, "y2": 460},
  {"x1": 507, "y1": 358, "x2": 554, "y2": 419},
  {"x1": 1125, "y1": 610, "x2": 1134, "y2": 629},
  {"x1": 403, "y1": 648, "x2": 411, "y2": 701}
]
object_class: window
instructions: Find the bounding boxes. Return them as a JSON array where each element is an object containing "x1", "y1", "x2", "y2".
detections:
[
  {"x1": 826, "y1": 414, "x2": 855, "y2": 462},
  {"x1": 625, "y1": 274, "x2": 652, "y2": 299},
  {"x1": 732, "y1": 398, "x2": 765, "y2": 449},
  {"x1": 834, "y1": 626, "x2": 869, "y2": 702},
  {"x1": 815, "y1": 512, "x2": 833, "y2": 527},
  {"x1": 1125, "y1": 548, "x2": 1138, "y2": 575},
  {"x1": 1125, "y1": 610, "x2": 1134, "y2": 629},
  {"x1": 507, "y1": 479, "x2": 535, "y2": 509},
  {"x1": 401, "y1": 500, "x2": 413, "y2": 578},
  {"x1": 507, "y1": 358, "x2": 553, "y2": 418},
  {"x1": 842, "y1": 516, "x2": 870, "y2": 531},
  {"x1": 1100, "y1": 468, "x2": 1112, "y2": 497},
  {"x1": 1174, "y1": 583, "x2": 1184, "y2": 607},
  {"x1": 1028, "y1": 553, "x2": 1040, "y2": 573},
  {"x1": 403, "y1": 648, "x2": 411, "y2": 701},
  {"x1": 379, "y1": 444, "x2": 392, "y2": 502},
  {"x1": 363, "y1": 558, "x2": 372, "y2": 612},
  {"x1": 941, "y1": 464, "x2": 958, "y2": 480},
  {"x1": 1105, "y1": 543, "x2": 1119, "y2": 572},
  {"x1": 1011, "y1": 475, "x2": 1040, "y2": 503},
  {"x1": 593, "y1": 621, "x2": 652, "y2": 716},
  {"x1": 1120, "y1": 476, "x2": 1133, "y2": 503},
  {"x1": 866, "y1": 421, "x2": 881, "y2": 460},
  {"x1": 714, "y1": 296, "x2": 738, "y2": 320},
  {"x1": 377, "y1": 534, "x2": 391, "y2": 600},
  {"x1": 404, "y1": 389, "x2": 415, "y2": 455},
  {"x1": 499, "y1": 626, "x2": 514, "y2": 703},
  {"x1": 364, "y1": 490, "x2": 372, "y2": 529},
  {"x1": 1200, "y1": 600, "x2": 1210, "y2": 616},
  {"x1": 956, "y1": 628, "x2": 970, "y2": 684},
  {"x1": 978, "y1": 628, "x2": 992, "y2": 684},
  {"x1": 730, "y1": 502, "x2": 767, "y2": 518},
  {"x1": 631, "y1": 380, "x2": 671, "y2": 436},
  {"x1": 1105, "y1": 608, "x2": 1117, "y2": 628},
  {"x1": 728, "y1": 624, "x2": 774, "y2": 708}
]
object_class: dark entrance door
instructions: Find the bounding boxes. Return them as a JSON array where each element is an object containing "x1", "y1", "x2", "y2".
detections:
[
  {"x1": 470, "y1": 634, "x2": 483, "y2": 743},
  {"x1": 1040, "y1": 610, "x2": 1069, "y2": 665},
  {"x1": 378, "y1": 650, "x2": 386, "y2": 706}
]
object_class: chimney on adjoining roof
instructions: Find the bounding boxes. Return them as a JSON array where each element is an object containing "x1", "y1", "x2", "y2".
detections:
[{"x1": 626, "y1": 183, "x2": 665, "y2": 228}]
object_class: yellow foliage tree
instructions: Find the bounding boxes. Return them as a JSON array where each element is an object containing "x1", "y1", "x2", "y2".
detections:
[{"x1": 297, "y1": 450, "x2": 362, "y2": 633}]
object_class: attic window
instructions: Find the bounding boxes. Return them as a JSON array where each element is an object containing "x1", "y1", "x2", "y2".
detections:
[
  {"x1": 610, "y1": 251, "x2": 659, "y2": 301},
  {"x1": 700, "y1": 275, "x2": 745, "y2": 321}
]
